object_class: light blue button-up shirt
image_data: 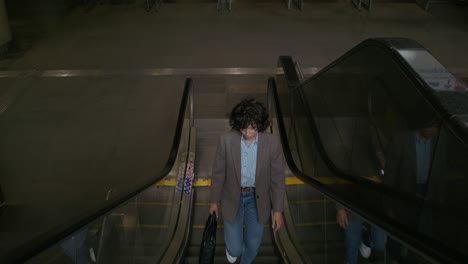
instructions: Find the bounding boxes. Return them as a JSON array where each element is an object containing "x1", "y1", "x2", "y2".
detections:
[
  {"x1": 415, "y1": 135, "x2": 433, "y2": 184},
  {"x1": 241, "y1": 134, "x2": 258, "y2": 187}
]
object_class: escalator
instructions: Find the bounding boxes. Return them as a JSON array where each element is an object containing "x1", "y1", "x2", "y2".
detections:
[
  {"x1": 272, "y1": 38, "x2": 468, "y2": 263},
  {"x1": 3, "y1": 38, "x2": 468, "y2": 264},
  {"x1": 0, "y1": 79, "x2": 194, "y2": 264}
]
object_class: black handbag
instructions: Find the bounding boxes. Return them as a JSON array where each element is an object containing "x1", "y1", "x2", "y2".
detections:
[{"x1": 199, "y1": 212, "x2": 217, "y2": 264}]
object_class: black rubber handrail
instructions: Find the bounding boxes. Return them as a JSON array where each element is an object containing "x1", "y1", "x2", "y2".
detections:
[
  {"x1": 279, "y1": 57, "x2": 420, "y2": 201},
  {"x1": 278, "y1": 56, "x2": 301, "y2": 87},
  {"x1": 2, "y1": 78, "x2": 194, "y2": 264},
  {"x1": 277, "y1": 41, "x2": 468, "y2": 208}
]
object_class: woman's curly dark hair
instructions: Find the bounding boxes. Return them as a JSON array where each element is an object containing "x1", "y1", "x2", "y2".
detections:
[{"x1": 229, "y1": 98, "x2": 270, "y2": 132}]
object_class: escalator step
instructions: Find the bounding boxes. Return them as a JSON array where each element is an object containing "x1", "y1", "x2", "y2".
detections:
[
  {"x1": 184, "y1": 245, "x2": 279, "y2": 264},
  {"x1": 183, "y1": 255, "x2": 281, "y2": 264}
]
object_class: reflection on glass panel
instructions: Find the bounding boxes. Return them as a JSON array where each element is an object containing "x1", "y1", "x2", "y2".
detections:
[
  {"x1": 24, "y1": 85, "x2": 191, "y2": 264},
  {"x1": 276, "y1": 40, "x2": 468, "y2": 263},
  {"x1": 26, "y1": 224, "x2": 97, "y2": 264},
  {"x1": 425, "y1": 123, "x2": 468, "y2": 253},
  {"x1": 335, "y1": 202, "x2": 387, "y2": 264},
  {"x1": 284, "y1": 183, "x2": 343, "y2": 263},
  {"x1": 274, "y1": 74, "x2": 346, "y2": 263},
  {"x1": 26, "y1": 182, "x2": 179, "y2": 264},
  {"x1": 285, "y1": 87, "x2": 338, "y2": 183},
  {"x1": 300, "y1": 46, "x2": 425, "y2": 182},
  {"x1": 397, "y1": 49, "x2": 468, "y2": 92},
  {"x1": 386, "y1": 237, "x2": 432, "y2": 264}
]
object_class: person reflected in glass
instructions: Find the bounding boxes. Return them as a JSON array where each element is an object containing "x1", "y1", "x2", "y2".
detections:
[
  {"x1": 336, "y1": 206, "x2": 386, "y2": 264},
  {"x1": 385, "y1": 116, "x2": 444, "y2": 199},
  {"x1": 209, "y1": 98, "x2": 285, "y2": 264},
  {"x1": 384, "y1": 113, "x2": 446, "y2": 263},
  {"x1": 60, "y1": 226, "x2": 96, "y2": 264}
]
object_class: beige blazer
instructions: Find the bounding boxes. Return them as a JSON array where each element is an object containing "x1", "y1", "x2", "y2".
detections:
[{"x1": 210, "y1": 130, "x2": 285, "y2": 224}]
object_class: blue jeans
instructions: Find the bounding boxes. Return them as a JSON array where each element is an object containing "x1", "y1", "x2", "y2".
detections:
[
  {"x1": 344, "y1": 216, "x2": 386, "y2": 264},
  {"x1": 224, "y1": 192, "x2": 264, "y2": 264},
  {"x1": 60, "y1": 227, "x2": 90, "y2": 264}
]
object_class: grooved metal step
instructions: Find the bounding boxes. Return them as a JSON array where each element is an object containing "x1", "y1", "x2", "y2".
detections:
[{"x1": 183, "y1": 244, "x2": 280, "y2": 264}]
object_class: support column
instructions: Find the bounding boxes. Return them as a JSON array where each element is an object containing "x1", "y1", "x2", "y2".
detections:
[{"x1": 0, "y1": 0, "x2": 12, "y2": 55}]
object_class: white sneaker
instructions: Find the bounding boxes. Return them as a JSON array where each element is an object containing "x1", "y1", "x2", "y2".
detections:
[
  {"x1": 89, "y1": 247, "x2": 96, "y2": 263},
  {"x1": 359, "y1": 242, "x2": 372, "y2": 259},
  {"x1": 226, "y1": 249, "x2": 237, "y2": 263}
]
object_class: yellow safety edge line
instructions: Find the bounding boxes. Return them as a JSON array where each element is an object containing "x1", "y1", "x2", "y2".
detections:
[
  {"x1": 194, "y1": 202, "x2": 211, "y2": 206},
  {"x1": 191, "y1": 225, "x2": 270, "y2": 229},
  {"x1": 155, "y1": 178, "x2": 178, "y2": 186},
  {"x1": 154, "y1": 178, "x2": 212, "y2": 187},
  {"x1": 192, "y1": 222, "x2": 337, "y2": 229},
  {"x1": 154, "y1": 176, "x2": 372, "y2": 187},
  {"x1": 195, "y1": 200, "x2": 333, "y2": 206}
]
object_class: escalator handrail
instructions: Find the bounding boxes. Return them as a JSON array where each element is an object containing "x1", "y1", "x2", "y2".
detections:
[
  {"x1": 269, "y1": 77, "x2": 465, "y2": 264},
  {"x1": 4, "y1": 78, "x2": 194, "y2": 264},
  {"x1": 279, "y1": 38, "x2": 468, "y2": 208},
  {"x1": 278, "y1": 55, "x2": 302, "y2": 87},
  {"x1": 278, "y1": 54, "x2": 429, "y2": 202}
]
